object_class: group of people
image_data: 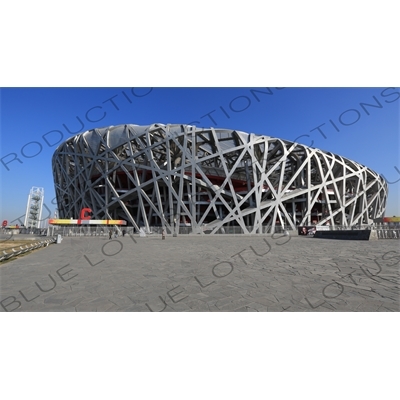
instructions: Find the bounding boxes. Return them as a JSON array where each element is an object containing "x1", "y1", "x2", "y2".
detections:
[
  {"x1": 108, "y1": 229, "x2": 127, "y2": 239},
  {"x1": 299, "y1": 226, "x2": 316, "y2": 236}
]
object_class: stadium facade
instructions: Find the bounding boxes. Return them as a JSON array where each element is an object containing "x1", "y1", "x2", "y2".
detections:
[{"x1": 52, "y1": 124, "x2": 388, "y2": 234}]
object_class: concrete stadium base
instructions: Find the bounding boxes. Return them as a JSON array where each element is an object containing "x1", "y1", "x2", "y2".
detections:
[{"x1": 313, "y1": 230, "x2": 376, "y2": 240}]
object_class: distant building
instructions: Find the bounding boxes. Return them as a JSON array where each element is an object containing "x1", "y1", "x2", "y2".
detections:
[
  {"x1": 52, "y1": 124, "x2": 388, "y2": 234},
  {"x1": 24, "y1": 187, "x2": 44, "y2": 229}
]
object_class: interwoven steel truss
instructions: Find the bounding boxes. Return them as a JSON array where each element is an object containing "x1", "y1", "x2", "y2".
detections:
[{"x1": 52, "y1": 123, "x2": 388, "y2": 234}]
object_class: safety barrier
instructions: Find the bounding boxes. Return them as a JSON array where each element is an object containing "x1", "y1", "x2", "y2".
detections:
[
  {"x1": 314, "y1": 230, "x2": 372, "y2": 240},
  {"x1": 313, "y1": 228, "x2": 399, "y2": 240},
  {"x1": 0, "y1": 238, "x2": 56, "y2": 262},
  {"x1": 47, "y1": 225, "x2": 293, "y2": 236},
  {"x1": 374, "y1": 229, "x2": 400, "y2": 239},
  {"x1": 43, "y1": 225, "x2": 400, "y2": 239}
]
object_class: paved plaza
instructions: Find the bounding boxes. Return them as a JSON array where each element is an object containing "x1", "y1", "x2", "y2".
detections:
[{"x1": 0, "y1": 234, "x2": 399, "y2": 312}]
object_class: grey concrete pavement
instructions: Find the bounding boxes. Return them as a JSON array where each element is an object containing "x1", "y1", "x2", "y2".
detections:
[{"x1": 1, "y1": 234, "x2": 399, "y2": 311}]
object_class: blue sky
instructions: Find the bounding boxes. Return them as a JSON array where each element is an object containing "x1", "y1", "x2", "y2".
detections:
[{"x1": 1, "y1": 87, "x2": 399, "y2": 224}]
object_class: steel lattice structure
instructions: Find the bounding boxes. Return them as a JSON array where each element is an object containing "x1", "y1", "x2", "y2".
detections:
[
  {"x1": 52, "y1": 123, "x2": 388, "y2": 234},
  {"x1": 24, "y1": 187, "x2": 45, "y2": 229}
]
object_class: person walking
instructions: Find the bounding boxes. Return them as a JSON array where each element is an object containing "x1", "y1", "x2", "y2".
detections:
[{"x1": 109, "y1": 230, "x2": 112, "y2": 240}]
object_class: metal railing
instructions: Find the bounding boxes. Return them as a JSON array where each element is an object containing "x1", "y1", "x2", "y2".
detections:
[
  {"x1": 374, "y1": 229, "x2": 400, "y2": 239},
  {"x1": 35, "y1": 224, "x2": 400, "y2": 239},
  {"x1": 45, "y1": 225, "x2": 294, "y2": 236},
  {"x1": 322, "y1": 225, "x2": 374, "y2": 231},
  {"x1": 0, "y1": 238, "x2": 56, "y2": 262}
]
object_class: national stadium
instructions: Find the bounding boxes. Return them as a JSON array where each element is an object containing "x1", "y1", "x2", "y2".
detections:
[{"x1": 52, "y1": 123, "x2": 388, "y2": 234}]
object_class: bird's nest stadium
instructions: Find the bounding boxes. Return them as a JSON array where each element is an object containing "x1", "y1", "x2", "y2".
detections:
[{"x1": 52, "y1": 123, "x2": 388, "y2": 234}]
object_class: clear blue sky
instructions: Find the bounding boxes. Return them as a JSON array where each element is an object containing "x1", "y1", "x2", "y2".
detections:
[{"x1": 1, "y1": 87, "x2": 399, "y2": 225}]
